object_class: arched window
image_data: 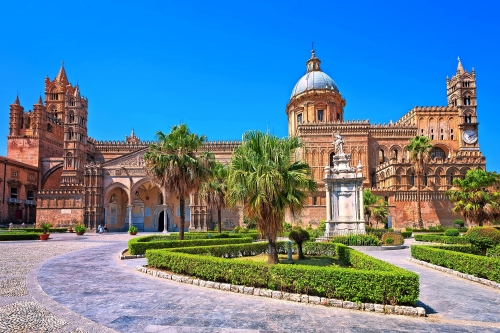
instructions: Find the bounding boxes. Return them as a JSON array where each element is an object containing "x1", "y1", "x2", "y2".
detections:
[
  {"x1": 317, "y1": 110, "x2": 324, "y2": 122},
  {"x1": 410, "y1": 173, "x2": 415, "y2": 187},
  {"x1": 430, "y1": 147, "x2": 446, "y2": 159},
  {"x1": 297, "y1": 113, "x2": 303, "y2": 124},
  {"x1": 379, "y1": 150, "x2": 385, "y2": 164},
  {"x1": 69, "y1": 112, "x2": 75, "y2": 123},
  {"x1": 393, "y1": 149, "x2": 398, "y2": 161},
  {"x1": 66, "y1": 152, "x2": 73, "y2": 168},
  {"x1": 465, "y1": 114, "x2": 472, "y2": 123},
  {"x1": 463, "y1": 97, "x2": 471, "y2": 105},
  {"x1": 329, "y1": 152, "x2": 336, "y2": 166}
]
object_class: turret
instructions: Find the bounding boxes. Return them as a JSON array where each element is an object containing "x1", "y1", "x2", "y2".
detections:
[{"x1": 9, "y1": 96, "x2": 23, "y2": 136}]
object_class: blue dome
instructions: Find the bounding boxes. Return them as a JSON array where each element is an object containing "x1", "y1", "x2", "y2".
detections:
[{"x1": 290, "y1": 71, "x2": 339, "y2": 99}]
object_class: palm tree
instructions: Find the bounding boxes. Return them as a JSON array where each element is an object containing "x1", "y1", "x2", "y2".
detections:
[
  {"x1": 199, "y1": 161, "x2": 228, "y2": 233},
  {"x1": 405, "y1": 136, "x2": 432, "y2": 229},
  {"x1": 363, "y1": 189, "x2": 381, "y2": 227},
  {"x1": 447, "y1": 169, "x2": 500, "y2": 226},
  {"x1": 144, "y1": 124, "x2": 213, "y2": 240},
  {"x1": 371, "y1": 201, "x2": 389, "y2": 229},
  {"x1": 226, "y1": 131, "x2": 317, "y2": 264}
]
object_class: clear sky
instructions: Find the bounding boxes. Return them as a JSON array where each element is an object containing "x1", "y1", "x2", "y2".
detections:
[{"x1": 1, "y1": 0, "x2": 499, "y2": 171}]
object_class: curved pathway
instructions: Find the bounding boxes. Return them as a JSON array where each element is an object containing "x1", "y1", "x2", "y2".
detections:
[
  {"x1": 1, "y1": 233, "x2": 500, "y2": 332},
  {"x1": 357, "y1": 239, "x2": 500, "y2": 323}
]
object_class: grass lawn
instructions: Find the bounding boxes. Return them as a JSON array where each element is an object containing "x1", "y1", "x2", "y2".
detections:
[{"x1": 234, "y1": 253, "x2": 348, "y2": 267}]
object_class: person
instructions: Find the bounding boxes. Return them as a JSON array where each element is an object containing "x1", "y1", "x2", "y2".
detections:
[
  {"x1": 98, "y1": 224, "x2": 103, "y2": 234},
  {"x1": 104, "y1": 224, "x2": 108, "y2": 233}
]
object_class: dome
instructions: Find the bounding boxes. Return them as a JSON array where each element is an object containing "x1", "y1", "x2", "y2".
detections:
[{"x1": 290, "y1": 70, "x2": 339, "y2": 99}]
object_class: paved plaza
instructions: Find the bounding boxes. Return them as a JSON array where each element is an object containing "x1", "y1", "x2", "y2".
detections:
[{"x1": 0, "y1": 233, "x2": 499, "y2": 333}]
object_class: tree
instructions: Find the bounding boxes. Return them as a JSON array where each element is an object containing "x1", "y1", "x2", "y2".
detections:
[
  {"x1": 405, "y1": 135, "x2": 433, "y2": 228},
  {"x1": 289, "y1": 226, "x2": 310, "y2": 260},
  {"x1": 226, "y1": 131, "x2": 317, "y2": 264},
  {"x1": 371, "y1": 201, "x2": 389, "y2": 229},
  {"x1": 465, "y1": 226, "x2": 500, "y2": 255},
  {"x1": 446, "y1": 169, "x2": 500, "y2": 227},
  {"x1": 363, "y1": 189, "x2": 381, "y2": 227},
  {"x1": 199, "y1": 161, "x2": 228, "y2": 233},
  {"x1": 144, "y1": 124, "x2": 213, "y2": 240}
]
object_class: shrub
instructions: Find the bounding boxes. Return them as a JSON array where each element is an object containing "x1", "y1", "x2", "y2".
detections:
[
  {"x1": 146, "y1": 242, "x2": 419, "y2": 305},
  {"x1": 414, "y1": 234, "x2": 469, "y2": 244},
  {"x1": 39, "y1": 222, "x2": 53, "y2": 234},
  {"x1": 128, "y1": 236, "x2": 253, "y2": 255},
  {"x1": 401, "y1": 231, "x2": 412, "y2": 238},
  {"x1": 74, "y1": 224, "x2": 86, "y2": 233},
  {"x1": 288, "y1": 227, "x2": 310, "y2": 259},
  {"x1": 444, "y1": 229, "x2": 460, "y2": 237},
  {"x1": 465, "y1": 227, "x2": 500, "y2": 255},
  {"x1": 385, "y1": 238, "x2": 394, "y2": 245},
  {"x1": 11, "y1": 228, "x2": 68, "y2": 233},
  {"x1": 283, "y1": 222, "x2": 292, "y2": 232},
  {"x1": 128, "y1": 225, "x2": 138, "y2": 233},
  {"x1": 411, "y1": 245, "x2": 500, "y2": 283},
  {"x1": 330, "y1": 234, "x2": 381, "y2": 246},
  {"x1": 381, "y1": 232, "x2": 404, "y2": 246},
  {"x1": 0, "y1": 232, "x2": 41, "y2": 241},
  {"x1": 486, "y1": 245, "x2": 500, "y2": 258},
  {"x1": 453, "y1": 219, "x2": 465, "y2": 228}
]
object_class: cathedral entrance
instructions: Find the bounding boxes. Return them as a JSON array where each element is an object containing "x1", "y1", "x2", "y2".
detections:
[{"x1": 158, "y1": 211, "x2": 165, "y2": 232}]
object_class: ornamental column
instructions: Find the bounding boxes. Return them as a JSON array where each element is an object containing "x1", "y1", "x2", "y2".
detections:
[
  {"x1": 162, "y1": 189, "x2": 168, "y2": 234},
  {"x1": 127, "y1": 204, "x2": 133, "y2": 228},
  {"x1": 324, "y1": 166, "x2": 331, "y2": 221}
]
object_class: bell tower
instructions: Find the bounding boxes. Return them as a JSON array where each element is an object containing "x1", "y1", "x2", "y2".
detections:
[{"x1": 446, "y1": 57, "x2": 479, "y2": 150}]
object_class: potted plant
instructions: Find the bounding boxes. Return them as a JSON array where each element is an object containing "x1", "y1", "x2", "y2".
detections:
[
  {"x1": 128, "y1": 225, "x2": 138, "y2": 235},
  {"x1": 39, "y1": 222, "x2": 52, "y2": 241},
  {"x1": 68, "y1": 225, "x2": 74, "y2": 233},
  {"x1": 75, "y1": 224, "x2": 86, "y2": 235}
]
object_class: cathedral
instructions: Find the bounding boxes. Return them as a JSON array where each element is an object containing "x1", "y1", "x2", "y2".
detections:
[{"x1": 2, "y1": 50, "x2": 485, "y2": 231}]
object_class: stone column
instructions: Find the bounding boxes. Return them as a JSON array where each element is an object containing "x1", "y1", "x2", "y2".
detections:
[
  {"x1": 163, "y1": 205, "x2": 168, "y2": 234},
  {"x1": 325, "y1": 183, "x2": 331, "y2": 221},
  {"x1": 358, "y1": 183, "x2": 365, "y2": 222},
  {"x1": 127, "y1": 204, "x2": 133, "y2": 228}
]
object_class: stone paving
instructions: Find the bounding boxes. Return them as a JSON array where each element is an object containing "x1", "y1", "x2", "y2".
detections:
[{"x1": 0, "y1": 233, "x2": 499, "y2": 332}]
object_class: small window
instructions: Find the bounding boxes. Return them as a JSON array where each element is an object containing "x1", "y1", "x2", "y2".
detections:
[
  {"x1": 441, "y1": 135, "x2": 444, "y2": 140},
  {"x1": 384, "y1": 196, "x2": 388, "y2": 203},
  {"x1": 336, "y1": 113, "x2": 341, "y2": 121},
  {"x1": 449, "y1": 174, "x2": 455, "y2": 185},
  {"x1": 465, "y1": 115, "x2": 472, "y2": 123},
  {"x1": 423, "y1": 174, "x2": 428, "y2": 186},
  {"x1": 297, "y1": 113, "x2": 303, "y2": 124},
  {"x1": 379, "y1": 150, "x2": 385, "y2": 164},
  {"x1": 393, "y1": 149, "x2": 398, "y2": 161},
  {"x1": 317, "y1": 110, "x2": 324, "y2": 122},
  {"x1": 431, "y1": 135, "x2": 434, "y2": 140},
  {"x1": 453, "y1": 99, "x2": 457, "y2": 106},
  {"x1": 27, "y1": 190, "x2": 34, "y2": 200},
  {"x1": 47, "y1": 123, "x2": 52, "y2": 132},
  {"x1": 421, "y1": 129, "x2": 424, "y2": 134},
  {"x1": 10, "y1": 187, "x2": 18, "y2": 199},
  {"x1": 51, "y1": 93, "x2": 58, "y2": 100},
  {"x1": 329, "y1": 152, "x2": 336, "y2": 166},
  {"x1": 464, "y1": 97, "x2": 471, "y2": 105},
  {"x1": 430, "y1": 147, "x2": 446, "y2": 159},
  {"x1": 313, "y1": 196, "x2": 317, "y2": 205},
  {"x1": 11, "y1": 171, "x2": 18, "y2": 177},
  {"x1": 410, "y1": 173, "x2": 415, "y2": 186}
]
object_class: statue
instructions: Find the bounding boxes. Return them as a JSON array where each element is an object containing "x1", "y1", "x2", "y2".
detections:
[{"x1": 333, "y1": 131, "x2": 345, "y2": 155}]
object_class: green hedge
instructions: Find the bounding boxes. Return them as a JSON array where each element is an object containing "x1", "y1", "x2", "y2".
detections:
[
  {"x1": 401, "y1": 231, "x2": 412, "y2": 238},
  {"x1": 411, "y1": 245, "x2": 500, "y2": 283},
  {"x1": 146, "y1": 242, "x2": 419, "y2": 305},
  {"x1": 128, "y1": 236, "x2": 254, "y2": 255},
  {"x1": 414, "y1": 234, "x2": 470, "y2": 244},
  {"x1": 11, "y1": 228, "x2": 68, "y2": 233},
  {"x1": 0, "y1": 232, "x2": 41, "y2": 241}
]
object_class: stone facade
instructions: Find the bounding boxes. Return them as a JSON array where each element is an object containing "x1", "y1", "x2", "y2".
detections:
[{"x1": 4, "y1": 52, "x2": 486, "y2": 229}]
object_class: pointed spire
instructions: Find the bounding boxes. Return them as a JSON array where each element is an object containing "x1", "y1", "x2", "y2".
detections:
[
  {"x1": 457, "y1": 56, "x2": 464, "y2": 74},
  {"x1": 55, "y1": 60, "x2": 69, "y2": 83},
  {"x1": 36, "y1": 95, "x2": 43, "y2": 105},
  {"x1": 13, "y1": 95, "x2": 20, "y2": 105},
  {"x1": 74, "y1": 85, "x2": 80, "y2": 98},
  {"x1": 131, "y1": 128, "x2": 135, "y2": 137}
]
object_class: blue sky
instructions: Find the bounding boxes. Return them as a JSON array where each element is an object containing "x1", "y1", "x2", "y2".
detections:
[{"x1": 1, "y1": 0, "x2": 499, "y2": 171}]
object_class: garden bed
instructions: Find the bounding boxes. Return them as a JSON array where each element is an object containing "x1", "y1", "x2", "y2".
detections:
[
  {"x1": 413, "y1": 234, "x2": 469, "y2": 244},
  {"x1": 146, "y1": 242, "x2": 419, "y2": 305},
  {"x1": 0, "y1": 232, "x2": 42, "y2": 241}
]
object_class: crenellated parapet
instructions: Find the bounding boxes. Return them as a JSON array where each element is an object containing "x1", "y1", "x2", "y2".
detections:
[{"x1": 202, "y1": 140, "x2": 241, "y2": 152}]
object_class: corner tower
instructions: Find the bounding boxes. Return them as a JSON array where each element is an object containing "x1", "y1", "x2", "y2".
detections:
[
  {"x1": 446, "y1": 57, "x2": 479, "y2": 151},
  {"x1": 286, "y1": 49, "x2": 346, "y2": 136}
]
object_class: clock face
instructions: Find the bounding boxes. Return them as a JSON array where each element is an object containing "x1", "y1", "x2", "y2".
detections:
[{"x1": 462, "y1": 129, "x2": 478, "y2": 144}]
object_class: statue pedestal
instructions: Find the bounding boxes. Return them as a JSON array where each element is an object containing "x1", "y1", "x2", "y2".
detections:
[{"x1": 323, "y1": 153, "x2": 366, "y2": 237}]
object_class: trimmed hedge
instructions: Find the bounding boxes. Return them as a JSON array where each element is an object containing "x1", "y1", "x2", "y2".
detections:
[
  {"x1": 411, "y1": 245, "x2": 500, "y2": 283},
  {"x1": 128, "y1": 236, "x2": 253, "y2": 255},
  {"x1": 414, "y1": 234, "x2": 470, "y2": 244},
  {"x1": 146, "y1": 242, "x2": 419, "y2": 305},
  {"x1": 0, "y1": 232, "x2": 41, "y2": 241},
  {"x1": 401, "y1": 231, "x2": 412, "y2": 238},
  {"x1": 11, "y1": 228, "x2": 68, "y2": 233}
]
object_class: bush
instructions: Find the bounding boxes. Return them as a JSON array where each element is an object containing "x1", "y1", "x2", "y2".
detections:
[
  {"x1": 411, "y1": 245, "x2": 500, "y2": 283},
  {"x1": 381, "y1": 232, "x2": 404, "y2": 246},
  {"x1": 444, "y1": 229, "x2": 460, "y2": 237},
  {"x1": 11, "y1": 228, "x2": 68, "y2": 233},
  {"x1": 401, "y1": 231, "x2": 412, "y2": 238},
  {"x1": 0, "y1": 232, "x2": 41, "y2": 241},
  {"x1": 465, "y1": 227, "x2": 500, "y2": 255},
  {"x1": 74, "y1": 224, "x2": 86, "y2": 233},
  {"x1": 283, "y1": 222, "x2": 292, "y2": 232},
  {"x1": 486, "y1": 245, "x2": 500, "y2": 258},
  {"x1": 385, "y1": 238, "x2": 394, "y2": 245},
  {"x1": 128, "y1": 225, "x2": 138, "y2": 233},
  {"x1": 288, "y1": 227, "x2": 310, "y2": 259},
  {"x1": 453, "y1": 219, "x2": 465, "y2": 228},
  {"x1": 414, "y1": 234, "x2": 469, "y2": 244},
  {"x1": 146, "y1": 242, "x2": 419, "y2": 305},
  {"x1": 128, "y1": 236, "x2": 253, "y2": 255},
  {"x1": 330, "y1": 234, "x2": 381, "y2": 246}
]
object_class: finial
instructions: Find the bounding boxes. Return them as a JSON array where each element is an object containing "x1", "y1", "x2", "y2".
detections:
[{"x1": 62, "y1": 60, "x2": 64, "y2": 67}]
